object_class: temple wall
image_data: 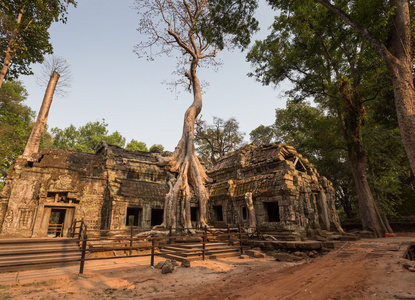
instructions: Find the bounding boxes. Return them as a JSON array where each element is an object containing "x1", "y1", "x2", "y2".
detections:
[{"x1": 0, "y1": 142, "x2": 343, "y2": 238}]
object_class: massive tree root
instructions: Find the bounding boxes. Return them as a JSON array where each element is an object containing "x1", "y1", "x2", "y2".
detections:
[{"x1": 155, "y1": 67, "x2": 210, "y2": 233}]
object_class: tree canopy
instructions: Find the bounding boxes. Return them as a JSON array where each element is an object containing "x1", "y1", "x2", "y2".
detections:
[
  {"x1": 245, "y1": 0, "x2": 401, "y2": 236},
  {"x1": 51, "y1": 119, "x2": 126, "y2": 153},
  {"x1": 0, "y1": 0, "x2": 77, "y2": 86},
  {"x1": 195, "y1": 116, "x2": 245, "y2": 167},
  {"x1": 249, "y1": 124, "x2": 275, "y2": 145},
  {"x1": 0, "y1": 80, "x2": 32, "y2": 185},
  {"x1": 125, "y1": 140, "x2": 165, "y2": 153},
  {"x1": 0, "y1": 80, "x2": 52, "y2": 189}
]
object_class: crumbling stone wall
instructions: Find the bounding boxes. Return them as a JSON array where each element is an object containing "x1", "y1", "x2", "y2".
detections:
[
  {"x1": 97, "y1": 142, "x2": 169, "y2": 230},
  {"x1": 0, "y1": 142, "x2": 342, "y2": 238},
  {"x1": 0, "y1": 141, "x2": 170, "y2": 237},
  {"x1": 208, "y1": 143, "x2": 342, "y2": 238},
  {"x1": 0, "y1": 149, "x2": 107, "y2": 237}
]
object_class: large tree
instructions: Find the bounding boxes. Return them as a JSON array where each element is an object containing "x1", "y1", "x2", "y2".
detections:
[
  {"x1": 134, "y1": 0, "x2": 224, "y2": 231},
  {"x1": 247, "y1": 2, "x2": 392, "y2": 236},
  {"x1": 206, "y1": 0, "x2": 415, "y2": 187},
  {"x1": 195, "y1": 116, "x2": 245, "y2": 167},
  {"x1": 0, "y1": 0, "x2": 76, "y2": 87}
]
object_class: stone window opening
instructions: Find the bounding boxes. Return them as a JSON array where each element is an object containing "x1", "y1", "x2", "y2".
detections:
[
  {"x1": 191, "y1": 207, "x2": 199, "y2": 222},
  {"x1": 293, "y1": 157, "x2": 307, "y2": 172},
  {"x1": 212, "y1": 205, "x2": 223, "y2": 222},
  {"x1": 264, "y1": 202, "x2": 280, "y2": 222},
  {"x1": 241, "y1": 206, "x2": 248, "y2": 221},
  {"x1": 126, "y1": 207, "x2": 142, "y2": 226},
  {"x1": 151, "y1": 208, "x2": 164, "y2": 226}
]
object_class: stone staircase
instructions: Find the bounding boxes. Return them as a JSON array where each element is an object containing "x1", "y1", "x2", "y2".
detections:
[
  {"x1": 0, "y1": 238, "x2": 82, "y2": 273},
  {"x1": 159, "y1": 242, "x2": 240, "y2": 262}
]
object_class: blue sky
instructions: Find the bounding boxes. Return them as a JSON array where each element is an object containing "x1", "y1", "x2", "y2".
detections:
[{"x1": 20, "y1": 0, "x2": 289, "y2": 151}]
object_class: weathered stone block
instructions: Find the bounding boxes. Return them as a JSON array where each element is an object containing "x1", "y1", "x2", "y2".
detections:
[{"x1": 274, "y1": 253, "x2": 303, "y2": 262}]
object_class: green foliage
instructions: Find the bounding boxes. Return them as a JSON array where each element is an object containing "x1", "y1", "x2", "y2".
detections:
[
  {"x1": 363, "y1": 92, "x2": 415, "y2": 216},
  {"x1": 0, "y1": 80, "x2": 32, "y2": 181},
  {"x1": 202, "y1": 0, "x2": 259, "y2": 49},
  {"x1": 51, "y1": 119, "x2": 126, "y2": 153},
  {"x1": 150, "y1": 144, "x2": 164, "y2": 152},
  {"x1": 0, "y1": 0, "x2": 77, "y2": 79},
  {"x1": 249, "y1": 124, "x2": 275, "y2": 145},
  {"x1": 275, "y1": 101, "x2": 357, "y2": 218},
  {"x1": 126, "y1": 140, "x2": 148, "y2": 152},
  {"x1": 195, "y1": 116, "x2": 245, "y2": 167},
  {"x1": 125, "y1": 140, "x2": 165, "y2": 153}
]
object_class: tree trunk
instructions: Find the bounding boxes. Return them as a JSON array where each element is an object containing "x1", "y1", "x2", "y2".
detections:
[
  {"x1": 348, "y1": 149, "x2": 388, "y2": 237},
  {"x1": 244, "y1": 192, "x2": 256, "y2": 233},
  {"x1": 319, "y1": 0, "x2": 415, "y2": 176},
  {"x1": 336, "y1": 82, "x2": 388, "y2": 237},
  {"x1": 385, "y1": 0, "x2": 415, "y2": 178},
  {"x1": 156, "y1": 61, "x2": 209, "y2": 233},
  {"x1": 23, "y1": 71, "x2": 60, "y2": 157},
  {"x1": 0, "y1": 10, "x2": 24, "y2": 89}
]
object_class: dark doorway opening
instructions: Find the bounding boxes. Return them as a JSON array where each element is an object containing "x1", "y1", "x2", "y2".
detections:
[
  {"x1": 126, "y1": 207, "x2": 142, "y2": 226},
  {"x1": 213, "y1": 205, "x2": 223, "y2": 221},
  {"x1": 265, "y1": 202, "x2": 280, "y2": 222},
  {"x1": 151, "y1": 209, "x2": 164, "y2": 226},
  {"x1": 48, "y1": 209, "x2": 66, "y2": 237},
  {"x1": 241, "y1": 206, "x2": 248, "y2": 220},
  {"x1": 191, "y1": 207, "x2": 198, "y2": 222}
]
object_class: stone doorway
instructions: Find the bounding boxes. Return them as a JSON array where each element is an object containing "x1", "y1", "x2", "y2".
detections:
[
  {"x1": 48, "y1": 209, "x2": 66, "y2": 237},
  {"x1": 39, "y1": 206, "x2": 75, "y2": 237},
  {"x1": 151, "y1": 209, "x2": 164, "y2": 227}
]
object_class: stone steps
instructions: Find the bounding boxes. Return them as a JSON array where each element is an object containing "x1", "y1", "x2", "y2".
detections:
[
  {"x1": 159, "y1": 242, "x2": 240, "y2": 261},
  {"x1": 0, "y1": 238, "x2": 81, "y2": 273}
]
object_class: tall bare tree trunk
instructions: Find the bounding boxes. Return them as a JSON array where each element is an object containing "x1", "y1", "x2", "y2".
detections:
[
  {"x1": 157, "y1": 60, "x2": 209, "y2": 233},
  {"x1": 0, "y1": 9, "x2": 24, "y2": 89},
  {"x1": 23, "y1": 71, "x2": 60, "y2": 157}
]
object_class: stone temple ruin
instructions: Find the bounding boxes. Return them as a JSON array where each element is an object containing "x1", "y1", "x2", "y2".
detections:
[{"x1": 0, "y1": 141, "x2": 342, "y2": 238}]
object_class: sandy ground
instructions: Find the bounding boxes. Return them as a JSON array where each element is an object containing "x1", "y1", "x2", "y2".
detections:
[{"x1": 0, "y1": 237, "x2": 414, "y2": 299}]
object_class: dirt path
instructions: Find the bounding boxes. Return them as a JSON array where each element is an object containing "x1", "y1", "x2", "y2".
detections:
[{"x1": 0, "y1": 238, "x2": 414, "y2": 299}]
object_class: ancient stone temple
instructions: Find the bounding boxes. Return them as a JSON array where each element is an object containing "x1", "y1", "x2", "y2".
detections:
[
  {"x1": 207, "y1": 143, "x2": 343, "y2": 238},
  {"x1": 0, "y1": 141, "x2": 342, "y2": 238}
]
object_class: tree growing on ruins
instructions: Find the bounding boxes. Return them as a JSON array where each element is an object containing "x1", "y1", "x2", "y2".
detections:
[
  {"x1": 134, "y1": 0, "x2": 225, "y2": 231},
  {"x1": 195, "y1": 116, "x2": 245, "y2": 167},
  {"x1": 0, "y1": 0, "x2": 77, "y2": 88}
]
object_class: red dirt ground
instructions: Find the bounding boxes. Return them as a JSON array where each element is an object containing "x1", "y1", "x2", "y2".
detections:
[{"x1": 0, "y1": 237, "x2": 414, "y2": 299}]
